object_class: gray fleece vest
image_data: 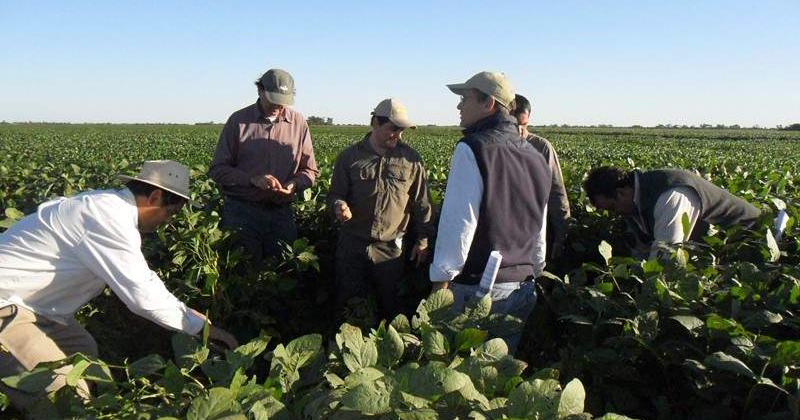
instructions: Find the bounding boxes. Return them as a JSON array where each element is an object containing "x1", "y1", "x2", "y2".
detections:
[
  {"x1": 635, "y1": 169, "x2": 761, "y2": 242},
  {"x1": 454, "y1": 112, "x2": 552, "y2": 285}
]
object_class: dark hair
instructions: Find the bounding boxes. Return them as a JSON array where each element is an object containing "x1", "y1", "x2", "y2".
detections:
[
  {"x1": 511, "y1": 94, "x2": 531, "y2": 117},
  {"x1": 126, "y1": 180, "x2": 186, "y2": 207},
  {"x1": 583, "y1": 166, "x2": 634, "y2": 204},
  {"x1": 370, "y1": 115, "x2": 391, "y2": 126},
  {"x1": 473, "y1": 89, "x2": 490, "y2": 103}
]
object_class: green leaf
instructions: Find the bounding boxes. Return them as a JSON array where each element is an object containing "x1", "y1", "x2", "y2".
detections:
[
  {"x1": 681, "y1": 212, "x2": 691, "y2": 241},
  {"x1": 669, "y1": 315, "x2": 704, "y2": 334},
  {"x1": 377, "y1": 325, "x2": 405, "y2": 367},
  {"x1": 463, "y1": 294, "x2": 492, "y2": 321},
  {"x1": 772, "y1": 341, "x2": 800, "y2": 366},
  {"x1": 396, "y1": 408, "x2": 439, "y2": 419},
  {"x1": 344, "y1": 367, "x2": 384, "y2": 389},
  {"x1": 508, "y1": 379, "x2": 561, "y2": 418},
  {"x1": 642, "y1": 259, "x2": 663, "y2": 274},
  {"x1": 558, "y1": 378, "x2": 586, "y2": 417},
  {"x1": 285, "y1": 333, "x2": 322, "y2": 364},
  {"x1": 127, "y1": 354, "x2": 166, "y2": 378},
  {"x1": 407, "y1": 365, "x2": 469, "y2": 398},
  {"x1": 422, "y1": 329, "x2": 450, "y2": 358},
  {"x1": 1, "y1": 365, "x2": 55, "y2": 393},
  {"x1": 250, "y1": 395, "x2": 290, "y2": 420},
  {"x1": 477, "y1": 338, "x2": 509, "y2": 363},
  {"x1": 186, "y1": 387, "x2": 244, "y2": 420},
  {"x1": 598, "y1": 240, "x2": 613, "y2": 266},
  {"x1": 422, "y1": 289, "x2": 455, "y2": 323},
  {"x1": 704, "y1": 351, "x2": 757, "y2": 379},
  {"x1": 766, "y1": 229, "x2": 780, "y2": 262},
  {"x1": 161, "y1": 361, "x2": 185, "y2": 395},
  {"x1": 390, "y1": 314, "x2": 412, "y2": 333},
  {"x1": 172, "y1": 333, "x2": 208, "y2": 369},
  {"x1": 4, "y1": 207, "x2": 24, "y2": 220},
  {"x1": 596, "y1": 414, "x2": 638, "y2": 420},
  {"x1": 455, "y1": 328, "x2": 488, "y2": 352},
  {"x1": 65, "y1": 359, "x2": 91, "y2": 387},
  {"x1": 233, "y1": 333, "x2": 271, "y2": 360},
  {"x1": 771, "y1": 197, "x2": 787, "y2": 211},
  {"x1": 341, "y1": 380, "x2": 392, "y2": 415}
]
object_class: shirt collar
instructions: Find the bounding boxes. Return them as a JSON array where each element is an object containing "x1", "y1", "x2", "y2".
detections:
[
  {"x1": 359, "y1": 132, "x2": 404, "y2": 157},
  {"x1": 253, "y1": 100, "x2": 294, "y2": 124},
  {"x1": 462, "y1": 111, "x2": 516, "y2": 135}
]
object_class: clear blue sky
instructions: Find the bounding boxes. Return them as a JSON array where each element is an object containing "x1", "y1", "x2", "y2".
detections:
[{"x1": 1, "y1": 1, "x2": 797, "y2": 127}]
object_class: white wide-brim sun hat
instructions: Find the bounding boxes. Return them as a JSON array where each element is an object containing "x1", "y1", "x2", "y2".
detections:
[{"x1": 118, "y1": 160, "x2": 200, "y2": 207}]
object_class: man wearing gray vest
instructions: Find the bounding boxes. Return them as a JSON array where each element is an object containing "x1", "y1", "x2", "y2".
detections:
[
  {"x1": 583, "y1": 166, "x2": 761, "y2": 259},
  {"x1": 429, "y1": 72, "x2": 551, "y2": 353}
]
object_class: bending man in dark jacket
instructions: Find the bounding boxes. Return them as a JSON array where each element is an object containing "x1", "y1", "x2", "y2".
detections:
[
  {"x1": 429, "y1": 71, "x2": 551, "y2": 353},
  {"x1": 583, "y1": 166, "x2": 761, "y2": 258}
]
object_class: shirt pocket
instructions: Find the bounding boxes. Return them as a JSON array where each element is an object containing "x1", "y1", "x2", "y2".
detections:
[
  {"x1": 351, "y1": 162, "x2": 378, "y2": 200},
  {"x1": 386, "y1": 162, "x2": 411, "y2": 190}
]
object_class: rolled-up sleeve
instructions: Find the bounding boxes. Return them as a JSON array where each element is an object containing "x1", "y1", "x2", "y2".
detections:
[{"x1": 73, "y1": 215, "x2": 205, "y2": 335}]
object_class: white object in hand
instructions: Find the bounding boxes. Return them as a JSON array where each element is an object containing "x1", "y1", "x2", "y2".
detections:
[
  {"x1": 476, "y1": 251, "x2": 502, "y2": 298},
  {"x1": 773, "y1": 209, "x2": 788, "y2": 242}
]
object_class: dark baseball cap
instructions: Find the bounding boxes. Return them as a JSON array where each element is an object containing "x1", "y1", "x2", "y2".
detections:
[{"x1": 258, "y1": 69, "x2": 295, "y2": 106}]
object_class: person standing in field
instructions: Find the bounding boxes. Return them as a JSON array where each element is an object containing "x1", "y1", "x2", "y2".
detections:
[
  {"x1": 429, "y1": 72, "x2": 551, "y2": 353},
  {"x1": 209, "y1": 68, "x2": 319, "y2": 265},
  {"x1": 327, "y1": 98, "x2": 434, "y2": 322},
  {"x1": 0, "y1": 160, "x2": 238, "y2": 413},
  {"x1": 511, "y1": 94, "x2": 571, "y2": 261},
  {"x1": 583, "y1": 166, "x2": 762, "y2": 259}
]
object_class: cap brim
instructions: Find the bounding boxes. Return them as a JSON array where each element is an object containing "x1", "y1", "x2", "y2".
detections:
[
  {"x1": 118, "y1": 175, "x2": 201, "y2": 208},
  {"x1": 390, "y1": 117, "x2": 416, "y2": 129},
  {"x1": 264, "y1": 91, "x2": 294, "y2": 106},
  {"x1": 447, "y1": 83, "x2": 470, "y2": 95}
]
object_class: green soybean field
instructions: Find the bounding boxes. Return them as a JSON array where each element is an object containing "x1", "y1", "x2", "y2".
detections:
[{"x1": 1, "y1": 123, "x2": 799, "y2": 419}]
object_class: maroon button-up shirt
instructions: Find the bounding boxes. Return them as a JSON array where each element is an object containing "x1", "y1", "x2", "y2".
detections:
[{"x1": 209, "y1": 101, "x2": 319, "y2": 203}]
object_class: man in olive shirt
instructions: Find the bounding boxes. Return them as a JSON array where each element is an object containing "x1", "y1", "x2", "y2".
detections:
[
  {"x1": 511, "y1": 94, "x2": 571, "y2": 260},
  {"x1": 209, "y1": 69, "x2": 318, "y2": 265},
  {"x1": 328, "y1": 98, "x2": 433, "y2": 321}
]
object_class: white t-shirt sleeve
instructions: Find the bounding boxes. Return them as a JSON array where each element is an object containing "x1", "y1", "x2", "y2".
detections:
[
  {"x1": 429, "y1": 143, "x2": 483, "y2": 283},
  {"x1": 651, "y1": 186, "x2": 702, "y2": 258},
  {"x1": 533, "y1": 204, "x2": 547, "y2": 277}
]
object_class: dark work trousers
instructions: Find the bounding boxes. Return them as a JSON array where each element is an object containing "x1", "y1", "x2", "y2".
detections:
[
  {"x1": 335, "y1": 232, "x2": 406, "y2": 322},
  {"x1": 220, "y1": 197, "x2": 298, "y2": 267}
]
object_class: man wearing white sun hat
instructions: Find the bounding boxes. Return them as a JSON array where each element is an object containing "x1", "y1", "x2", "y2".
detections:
[{"x1": 0, "y1": 160, "x2": 237, "y2": 412}]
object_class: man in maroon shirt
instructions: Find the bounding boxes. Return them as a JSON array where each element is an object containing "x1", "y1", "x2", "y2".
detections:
[{"x1": 209, "y1": 69, "x2": 319, "y2": 265}]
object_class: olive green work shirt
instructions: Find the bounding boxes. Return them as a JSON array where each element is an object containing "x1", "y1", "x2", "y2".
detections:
[{"x1": 327, "y1": 135, "x2": 433, "y2": 248}]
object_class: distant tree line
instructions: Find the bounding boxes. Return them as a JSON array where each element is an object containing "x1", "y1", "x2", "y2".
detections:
[{"x1": 307, "y1": 116, "x2": 334, "y2": 125}]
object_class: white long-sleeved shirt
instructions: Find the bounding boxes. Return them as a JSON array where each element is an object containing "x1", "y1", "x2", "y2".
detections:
[
  {"x1": 429, "y1": 143, "x2": 547, "y2": 282},
  {"x1": 631, "y1": 174, "x2": 702, "y2": 258},
  {"x1": 0, "y1": 188, "x2": 205, "y2": 334}
]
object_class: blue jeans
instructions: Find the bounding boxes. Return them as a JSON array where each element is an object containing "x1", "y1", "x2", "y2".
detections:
[
  {"x1": 220, "y1": 197, "x2": 297, "y2": 267},
  {"x1": 449, "y1": 281, "x2": 537, "y2": 354}
]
